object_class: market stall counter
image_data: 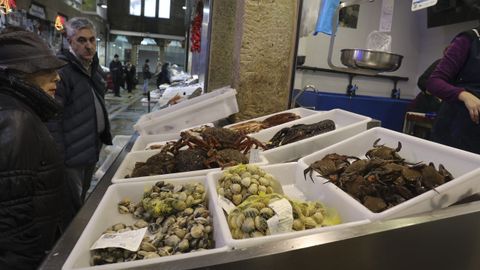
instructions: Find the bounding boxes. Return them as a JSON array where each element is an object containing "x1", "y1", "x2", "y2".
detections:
[{"x1": 40, "y1": 123, "x2": 480, "y2": 270}]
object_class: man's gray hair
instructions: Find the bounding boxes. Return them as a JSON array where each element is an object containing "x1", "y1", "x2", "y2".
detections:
[{"x1": 65, "y1": 17, "x2": 96, "y2": 39}]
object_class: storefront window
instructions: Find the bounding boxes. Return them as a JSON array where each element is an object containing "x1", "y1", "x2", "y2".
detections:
[
  {"x1": 158, "y1": 0, "x2": 171, "y2": 19},
  {"x1": 129, "y1": 0, "x2": 141, "y2": 16},
  {"x1": 144, "y1": 0, "x2": 157, "y2": 17}
]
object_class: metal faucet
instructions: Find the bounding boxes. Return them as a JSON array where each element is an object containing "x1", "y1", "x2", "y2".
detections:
[{"x1": 291, "y1": 85, "x2": 318, "y2": 108}]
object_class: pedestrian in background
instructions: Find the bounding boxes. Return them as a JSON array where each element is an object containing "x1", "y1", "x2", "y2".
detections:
[
  {"x1": 51, "y1": 17, "x2": 113, "y2": 213},
  {"x1": 125, "y1": 61, "x2": 136, "y2": 94},
  {"x1": 109, "y1": 54, "x2": 123, "y2": 97},
  {"x1": 142, "y1": 58, "x2": 151, "y2": 94},
  {"x1": 0, "y1": 27, "x2": 71, "y2": 270}
]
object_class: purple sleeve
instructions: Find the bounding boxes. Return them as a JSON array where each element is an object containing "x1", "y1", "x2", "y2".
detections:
[{"x1": 426, "y1": 35, "x2": 472, "y2": 102}]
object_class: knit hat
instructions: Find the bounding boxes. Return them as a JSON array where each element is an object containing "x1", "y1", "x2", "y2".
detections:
[{"x1": 0, "y1": 29, "x2": 67, "y2": 74}]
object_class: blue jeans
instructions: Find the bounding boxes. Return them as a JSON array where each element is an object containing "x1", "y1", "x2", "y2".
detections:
[{"x1": 143, "y1": 78, "x2": 149, "y2": 93}]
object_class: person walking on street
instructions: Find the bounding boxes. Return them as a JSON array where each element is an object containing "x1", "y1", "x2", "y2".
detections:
[
  {"x1": 109, "y1": 54, "x2": 123, "y2": 97},
  {"x1": 125, "y1": 61, "x2": 136, "y2": 93},
  {"x1": 50, "y1": 17, "x2": 113, "y2": 214},
  {"x1": 0, "y1": 27, "x2": 71, "y2": 270},
  {"x1": 142, "y1": 59, "x2": 151, "y2": 94}
]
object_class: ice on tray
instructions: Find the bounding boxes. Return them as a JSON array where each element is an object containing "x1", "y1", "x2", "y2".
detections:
[
  {"x1": 207, "y1": 163, "x2": 370, "y2": 249},
  {"x1": 298, "y1": 127, "x2": 480, "y2": 221},
  {"x1": 62, "y1": 177, "x2": 229, "y2": 270}
]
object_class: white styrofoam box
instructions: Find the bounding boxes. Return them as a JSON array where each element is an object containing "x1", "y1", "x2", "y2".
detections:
[
  {"x1": 112, "y1": 149, "x2": 269, "y2": 184},
  {"x1": 223, "y1": 107, "x2": 322, "y2": 134},
  {"x1": 131, "y1": 123, "x2": 215, "y2": 152},
  {"x1": 62, "y1": 176, "x2": 229, "y2": 270},
  {"x1": 131, "y1": 133, "x2": 182, "y2": 152},
  {"x1": 112, "y1": 135, "x2": 132, "y2": 149},
  {"x1": 298, "y1": 127, "x2": 480, "y2": 221},
  {"x1": 251, "y1": 109, "x2": 371, "y2": 163},
  {"x1": 206, "y1": 163, "x2": 370, "y2": 249},
  {"x1": 134, "y1": 87, "x2": 238, "y2": 135}
]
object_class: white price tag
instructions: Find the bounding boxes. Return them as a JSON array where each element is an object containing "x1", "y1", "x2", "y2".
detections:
[
  {"x1": 218, "y1": 195, "x2": 237, "y2": 214},
  {"x1": 267, "y1": 199, "x2": 293, "y2": 235},
  {"x1": 412, "y1": 0, "x2": 437, "y2": 11},
  {"x1": 90, "y1": 227, "x2": 147, "y2": 251}
]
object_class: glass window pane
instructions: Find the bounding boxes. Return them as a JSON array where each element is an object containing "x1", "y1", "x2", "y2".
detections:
[
  {"x1": 144, "y1": 0, "x2": 157, "y2": 17},
  {"x1": 129, "y1": 0, "x2": 141, "y2": 16},
  {"x1": 158, "y1": 0, "x2": 171, "y2": 19}
]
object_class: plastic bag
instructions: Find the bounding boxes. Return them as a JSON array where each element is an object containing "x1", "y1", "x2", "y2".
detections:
[
  {"x1": 366, "y1": 30, "x2": 392, "y2": 52},
  {"x1": 314, "y1": 0, "x2": 340, "y2": 36}
]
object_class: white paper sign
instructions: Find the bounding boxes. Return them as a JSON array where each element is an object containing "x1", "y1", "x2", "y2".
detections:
[
  {"x1": 267, "y1": 199, "x2": 294, "y2": 234},
  {"x1": 90, "y1": 227, "x2": 148, "y2": 251},
  {"x1": 412, "y1": 0, "x2": 438, "y2": 11},
  {"x1": 379, "y1": 0, "x2": 394, "y2": 32}
]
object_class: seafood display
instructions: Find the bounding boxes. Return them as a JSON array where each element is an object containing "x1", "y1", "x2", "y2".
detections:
[
  {"x1": 228, "y1": 112, "x2": 301, "y2": 134},
  {"x1": 217, "y1": 164, "x2": 282, "y2": 206},
  {"x1": 227, "y1": 194, "x2": 340, "y2": 239},
  {"x1": 266, "y1": 119, "x2": 336, "y2": 149},
  {"x1": 127, "y1": 127, "x2": 266, "y2": 178},
  {"x1": 91, "y1": 181, "x2": 214, "y2": 266},
  {"x1": 217, "y1": 164, "x2": 341, "y2": 240},
  {"x1": 304, "y1": 139, "x2": 455, "y2": 213}
]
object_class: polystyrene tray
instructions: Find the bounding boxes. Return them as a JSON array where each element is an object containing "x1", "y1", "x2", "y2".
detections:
[
  {"x1": 223, "y1": 107, "x2": 322, "y2": 134},
  {"x1": 298, "y1": 127, "x2": 480, "y2": 221},
  {"x1": 206, "y1": 163, "x2": 370, "y2": 249},
  {"x1": 112, "y1": 149, "x2": 269, "y2": 183},
  {"x1": 130, "y1": 123, "x2": 214, "y2": 152},
  {"x1": 251, "y1": 109, "x2": 371, "y2": 163},
  {"x1": 62, "y1": 177, "x2": 229, "y2": 270},
  {"x1": 134, "y1": 87, "x2": 238, "y2": 135}
]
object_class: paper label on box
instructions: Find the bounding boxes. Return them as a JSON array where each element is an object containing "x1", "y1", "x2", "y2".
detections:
[
  {"x1": 218, "y1": 195, "x2": 237, "y2": 214},
  {"x1": 267, "y1": 199, "x2": 293, "y2": 234},
  {"x1": 90, "y1": 227, "x2": 147, "y2": 251},
  {"x1": 249, "y1": 149, "x2": 261, "y2": 163}
]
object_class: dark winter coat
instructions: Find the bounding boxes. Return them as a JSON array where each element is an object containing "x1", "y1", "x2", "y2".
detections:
[
  {"x1": 52, "y1": 50, "x2": 112, "y2": 167},
  {"x1": 0, "y1": 71, "x2": 68, "y2": 270},
  {"x1": 109, "y1": 60, "x2": 123, "y2": 85}
]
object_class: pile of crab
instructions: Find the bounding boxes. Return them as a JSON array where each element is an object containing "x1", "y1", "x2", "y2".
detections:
[
  {"x1": 127, "y1": 127, "x2": 266, "y2": 178},
  {"x1": 91, "y1": 181, "x2": 213, "y2": 265},
  {"x1": 266, "y1": 119, "x2": 336, "y2": 149},
  {"x1": 304, "y1": 139, "x2": 454, "y2": 213},
  {"x1": 228, "y1": 112, "x2": 301, "y2": 134}
]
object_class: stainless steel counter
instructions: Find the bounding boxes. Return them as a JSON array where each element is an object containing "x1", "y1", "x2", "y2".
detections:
[{"x1": 40, "y1": 132, "x2": 480, "y2": 270}]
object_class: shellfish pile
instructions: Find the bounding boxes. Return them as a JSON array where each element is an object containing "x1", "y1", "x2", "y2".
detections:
[
  {"x1": 90, "y1": 181, "x2": 214, "y2": 266},
  {"x1": 217, "y1": 165, "x2": 341, "y2": 240},
  {"x1": 217, "y1": 164, "x2": 282, "y2": 206},
  {"x1": 227, "y1": 194, "x2": 339, "y2": 239}
]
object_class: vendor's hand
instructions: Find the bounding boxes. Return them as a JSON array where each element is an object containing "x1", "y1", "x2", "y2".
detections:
[{"x1": 459, "y1": 91, "x2": 480, "y2": 124}]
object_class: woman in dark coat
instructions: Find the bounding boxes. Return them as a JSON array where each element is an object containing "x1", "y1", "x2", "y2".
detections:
[{"x1": 0, "y1": 28, "x2": 71, "y2": 270}]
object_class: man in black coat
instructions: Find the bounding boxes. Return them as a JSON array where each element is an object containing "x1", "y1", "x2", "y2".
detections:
[
  {"x1": 0, "y1": 28, "x2": 71, "y2": 270},
  {"x1": 109, "y1": 54, "x2": 123, "y2": 97},
  {"x1": 51, "y1": 17, "x2": 113, "y2": 213}
]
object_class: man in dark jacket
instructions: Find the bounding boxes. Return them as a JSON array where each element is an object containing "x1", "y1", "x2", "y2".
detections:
[
  {"x1": 0, "y1": 28, "x2": 70, "y2": 270},
  {"x1": 109, "y1": 54, "x2": 123, "y2": 97},
  {"x1": 51, "y1": 17, "x2": 113, "y2": 213}
]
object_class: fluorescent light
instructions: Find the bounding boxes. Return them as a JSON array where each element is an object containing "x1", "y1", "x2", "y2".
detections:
[
  {"x1": 182, "y1": 6, "x2": 186, "y2": 10},
  {"x1": 100, "y1": 4, "x2": 107, "y2": 8}
]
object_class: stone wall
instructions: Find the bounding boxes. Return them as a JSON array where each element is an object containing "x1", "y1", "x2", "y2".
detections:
[
  {"x1": 207, "y1": 0, "x2": 236, "y2": 91},
  {"x1": 231, "y1": 0, "x2": 298, "y2": 121}
]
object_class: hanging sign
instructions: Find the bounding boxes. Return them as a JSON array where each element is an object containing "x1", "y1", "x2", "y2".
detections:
[
  {"x1": 412, "y1": 0, "x2": 438, "y2": 11},
  {"x1": 28, "y1": 3, "x2": 46, "y2": 19},
  {"x1": 379, "y1": 0, "x2": 394, "y2": 32},
  {"x1": 54, "y1": 14, "x2": 67, "y2": 31},
  {"x1": 0, "y1": 0, "x2": 16, "y2": 15}
]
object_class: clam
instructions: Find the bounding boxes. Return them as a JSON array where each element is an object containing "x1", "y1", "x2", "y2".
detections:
[
  {"x1": 241, "y1": 217, "x2": 255, "y2": 233},
  {"x1": 134, "y1": 219, "x2": 149, "y2": 229},
  {"x1": 191, "y1": 224, "x2": 205, "y2": 239},
  {"x1": 164, "y1": 235, "x2": 181, "y2": 247}
]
